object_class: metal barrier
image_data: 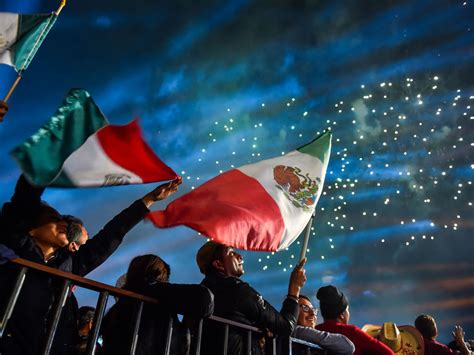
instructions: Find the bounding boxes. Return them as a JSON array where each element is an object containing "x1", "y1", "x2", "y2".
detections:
[{"x1": 0, "y1": 258, "x2": 323, "y2": 355}]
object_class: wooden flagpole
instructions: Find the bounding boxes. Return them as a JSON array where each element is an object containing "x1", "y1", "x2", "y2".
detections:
[{"x1": 299, "y1": 213, "x2": 315, "y2": 262}]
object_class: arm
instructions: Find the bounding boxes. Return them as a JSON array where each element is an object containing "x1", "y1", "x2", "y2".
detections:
[
  {"x1": 148, "y1": 283, "x2": 214, "y2": 318},
  {"x1": 72, "y1": 178, "x2": 182, "y2": 276},
  {"x1": 1, "y1": 175, "x2": 45, "y2": 242},
  {"x1": 238, "y1": 258, "x2": 307, "y2": 336},
  {"x1": 293, "y1": 326, "x2": 355, "y2": 354}
]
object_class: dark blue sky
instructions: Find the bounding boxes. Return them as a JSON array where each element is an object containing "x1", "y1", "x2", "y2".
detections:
[{"x1": 1, "y1": 0, "x2": 473, "y2": 343}]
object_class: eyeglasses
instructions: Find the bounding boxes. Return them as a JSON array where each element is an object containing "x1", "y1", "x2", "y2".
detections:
[{"x1": 299, "y1": 304, "x2": 318, "y2": 315}]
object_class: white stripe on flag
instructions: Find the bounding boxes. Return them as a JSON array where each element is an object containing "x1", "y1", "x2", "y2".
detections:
[
  {"x1": 62, "y1": 133, "x2": 143, "y2": 186},
  {"x1": 238, "y1": 149, "x2": 327, "y2": 250},
  {"x1": 0, "y1": 13, "x2": 19, "y2": 67}
]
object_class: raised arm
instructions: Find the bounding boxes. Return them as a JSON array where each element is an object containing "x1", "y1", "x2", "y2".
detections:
[{"x1": 72, "y1": 178, "x2": 182, "y2": 276}]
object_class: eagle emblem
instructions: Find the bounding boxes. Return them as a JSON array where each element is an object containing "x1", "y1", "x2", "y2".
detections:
[
  {"x1": 102, "y1": 174, "x2": 132, "y2": 186},
  {"x1": 273, "y1": 165, "x2": 320, "y2": 212}
]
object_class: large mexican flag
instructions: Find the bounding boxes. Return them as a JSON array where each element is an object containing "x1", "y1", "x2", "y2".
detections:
[
  {"x1": 148, "y1": 132, "x2": 332, "y2": 251},
  {"x1": 11, "y1": 88, "x2": 177, "y2": 187}
]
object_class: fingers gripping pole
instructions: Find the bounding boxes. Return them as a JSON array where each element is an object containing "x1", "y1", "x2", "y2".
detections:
[{"x1": 299, "y1": 214, "x2": 315, "y2": 262}]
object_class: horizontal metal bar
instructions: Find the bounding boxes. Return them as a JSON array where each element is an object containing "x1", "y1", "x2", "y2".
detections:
[{"x1": 209, "y1": 314, "x2": 262, "y2": 332}]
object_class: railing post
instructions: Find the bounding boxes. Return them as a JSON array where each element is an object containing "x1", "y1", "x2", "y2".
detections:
[
  {"x1": 0, "y1": 266, "x2": 28, "y2": 338},
  {"x1": 129, "y1": 300, "x2": 143, "y2": 355},
  {"x1": 223, "y1": 324, "x2": 229, "y2": 355},
  {"x1": 85, "y1": 290, "x2": 109, "y2": 355},
  {"x1": 42, "y1": 279, "x2": 71, "y2": 355},
  {"x1": 288, "y1": 337, "x2": 293, "y2": 355},
  {"x1": 272, "y1": 337, "x2": 277, "y2": 355},
  {"x1": 164, "y1": 316, "x2": 174, "y2": 355},
  {"x1": 246, "y1": 330, "x2": 252, "y2": 354},
  {"x1": 195, "y1": 318, "x2": 203, "y2": 355}
]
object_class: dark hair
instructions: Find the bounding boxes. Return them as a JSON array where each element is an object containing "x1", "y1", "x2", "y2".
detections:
[
  {"x1": 124, "y1": 254, "x2": 171, "y2": 294},
  {"x1": 30, "y1": 202, "x2": 62, "y2": 230},
  {"x1": 78, "y1": 306, "x2": 95, "y2": 329},
  {"x1": 196, "y1": 242, "x2": 227, "y2": 275},
  {"x1": 415, "y1": 314, "x2": 437, "y2": 339},
  {"x1": 316, "y1": 285, "x2": 348, "y2": 320},
  {"x1": 62, "y1": 215, "x2": 84, "y2": 243},
  {"x1": 299, "y1": 294, "x2": 311, "y2": 302}
]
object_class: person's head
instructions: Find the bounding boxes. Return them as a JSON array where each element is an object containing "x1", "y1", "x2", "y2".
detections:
[
  {"x1": 78, "y1": 306, "x2": 95, "y2": 336},
  {"x1": 298, "y1": 295, "x2": 318, "y2": 328},
  {"x1": 28, "y1": 203, "x2": 69, "y2": 250},
  {"x1": 62, "y1": 215, "x2": 88, "y2": 252},
  {"x1": 316, "y1": 285, "x2": 350, "y2": 324},
  {"x1": 414, "y1": 314, "x2": 438, "y2": 340},
  {"x1": 124, "y1": 254, "x2": 170, "y2": 294},
  {"x1": 196, "y1": 241, "x2": 244, "y2": 277}
]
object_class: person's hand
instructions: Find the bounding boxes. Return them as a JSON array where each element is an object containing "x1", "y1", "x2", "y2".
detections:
[
  {"x1": 453, "y1": 325, "x2": 471, "y2": 355},
  {"x1": 142, "y1": 177, "x2": 182, "y2": 208},
  {"x1": 0, "y1": 100, "x2": 9, "y2": 122},
  {"x1": 288, "y1": 257, "x2": 307, "y2": 298}
]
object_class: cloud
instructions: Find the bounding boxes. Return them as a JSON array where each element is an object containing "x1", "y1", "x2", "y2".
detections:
[{"x1": 351, "y1": 98, "x2": 382, "y2": 138}]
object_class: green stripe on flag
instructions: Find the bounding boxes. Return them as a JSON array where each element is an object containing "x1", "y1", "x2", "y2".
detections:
[
  {"x1": 11, "y1": 13, "x2": 56, "y2": 72},
  {"x1": 11, "y1": 89, "x2": 109, "y2": 186},
  {"x1": 297, "y1": 130, "x2": 332, "y2": 165}
]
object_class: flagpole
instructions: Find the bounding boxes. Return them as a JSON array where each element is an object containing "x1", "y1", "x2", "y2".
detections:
[
  {"x1": 3, "y1": 0, "x2": 67, "y2": 103},
  {"x1": 299, "y1": 213, "x2": 315, "y2": 261},
  {"x1": 3, "y1": 75, "x2": 22, "y2": 103}
]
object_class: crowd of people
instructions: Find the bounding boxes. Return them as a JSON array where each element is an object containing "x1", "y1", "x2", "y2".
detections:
[{"x1": 0, "y1": 105, "x2": 472, "y2": 354}]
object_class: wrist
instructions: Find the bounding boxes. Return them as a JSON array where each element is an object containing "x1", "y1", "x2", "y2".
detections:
[{"x1": 286, "y1": 294, "x2": 299, "y2": 302}]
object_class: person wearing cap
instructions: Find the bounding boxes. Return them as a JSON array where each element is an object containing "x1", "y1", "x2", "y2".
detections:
[
  {"x1": 315, "y1": 285, "x2": 394, "y2": 355},
  {"x1": 0, "y1": 175, "x2": 182, "y2": 355},
  {"x1": 195, "y1": 241, "x2": 307, "y2": 354},
  {"x1": 292, "y1": 295, "x2": 355, "y2": 354}
]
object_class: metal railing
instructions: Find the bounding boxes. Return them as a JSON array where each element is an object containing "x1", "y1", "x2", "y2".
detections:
[{"x1": 0, "y1": 258, "x2": 323, "y2": 355}]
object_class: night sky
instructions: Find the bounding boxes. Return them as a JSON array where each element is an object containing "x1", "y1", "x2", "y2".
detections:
[{"x1": 1, "y1": 0, "x2": 473, "y2": 344}]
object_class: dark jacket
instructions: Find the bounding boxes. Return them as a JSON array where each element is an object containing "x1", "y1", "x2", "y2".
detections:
[
  {"x1": 0, "y1": 176, "x2": 149, "y2": 355},
  {"x1": 101, "y1": 283, "x2": 214, "y2": 355},
  {"x1": 200, "y1": 270, "x2": 299, "y2": 355}
]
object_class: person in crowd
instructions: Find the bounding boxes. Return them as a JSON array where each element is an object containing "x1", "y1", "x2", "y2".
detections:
[
  {"x1": 63, "y1": 215, "x2": 88, "y2": 253},
  {"x1": 73, "y1": 306, "x2": 96, "y2": 354},
  {"x1": 292, "y1": 294, "x2": 355, "y2": 354},
  {"x1": 315, "y1": 285, "x2": 394, "y2": 355},
  {"x1": 195, "y1": 241, "x2": 307, "y2": 354},
  {"x1": 415, "y1": 315, "x2": 472, "y2": 355},
  {"x1": 101, "y1": 254, "x2": 214, "y2": 355},
  {"x1": 0, "y1": 174, "x2": 182, "y2": 355}
]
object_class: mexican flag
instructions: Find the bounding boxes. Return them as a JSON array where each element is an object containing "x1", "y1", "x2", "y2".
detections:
[
  {"x1": 0, "y1": 12, "x2": 57, "y2": 72},
  {"x1": 148, "y1": 132, "x2": 332, "y2": 251},
  {"x1": 11, "y1": 89, "x2": 177, "y2": 187}
]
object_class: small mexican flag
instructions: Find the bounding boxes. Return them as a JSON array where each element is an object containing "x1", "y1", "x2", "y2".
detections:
[
  {"x1": 148, "y1": 132, "x2": 332, "y2": 251},
  {"x1": 0, "y1": 12, "x2": 58, "y2": 72},
  {"x1": 11, "y1": 89, "x2": 177, "y2": 187}
]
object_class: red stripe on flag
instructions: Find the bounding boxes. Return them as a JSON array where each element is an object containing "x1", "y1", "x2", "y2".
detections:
[
  {"x1": 97, "y1": 119, "x2": 177, "y2": 182},
  {"x1": 147, "y1": 169, "x2": 285, "y2": 251}
]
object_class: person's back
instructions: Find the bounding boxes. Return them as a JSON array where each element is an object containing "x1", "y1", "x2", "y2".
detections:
[
  {"x1": 314, "y1": 285, "x2": 394, "y2": 355},
  {"x1": 101, "y1": 254, "x2": 213, "y2": 355},
  {"x1": 196, "y1": 241, "x2": 306, "y2": 355}
]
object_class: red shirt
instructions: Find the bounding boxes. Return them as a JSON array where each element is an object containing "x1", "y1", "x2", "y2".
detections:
[
  {"x1": 423, "y1": 338, "x2": 455, "y2": 355},
  {"x1": 316, "y1": 320, "x2": 394, "y2": 355}
]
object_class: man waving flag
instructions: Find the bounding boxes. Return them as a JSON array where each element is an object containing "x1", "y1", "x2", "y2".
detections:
[
  {"x1": 11, "y1": 88, "x2": 177, "y2": 187},
  {"x1": 148, "y1": 131, "x2": 332, "y2": 251}
]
